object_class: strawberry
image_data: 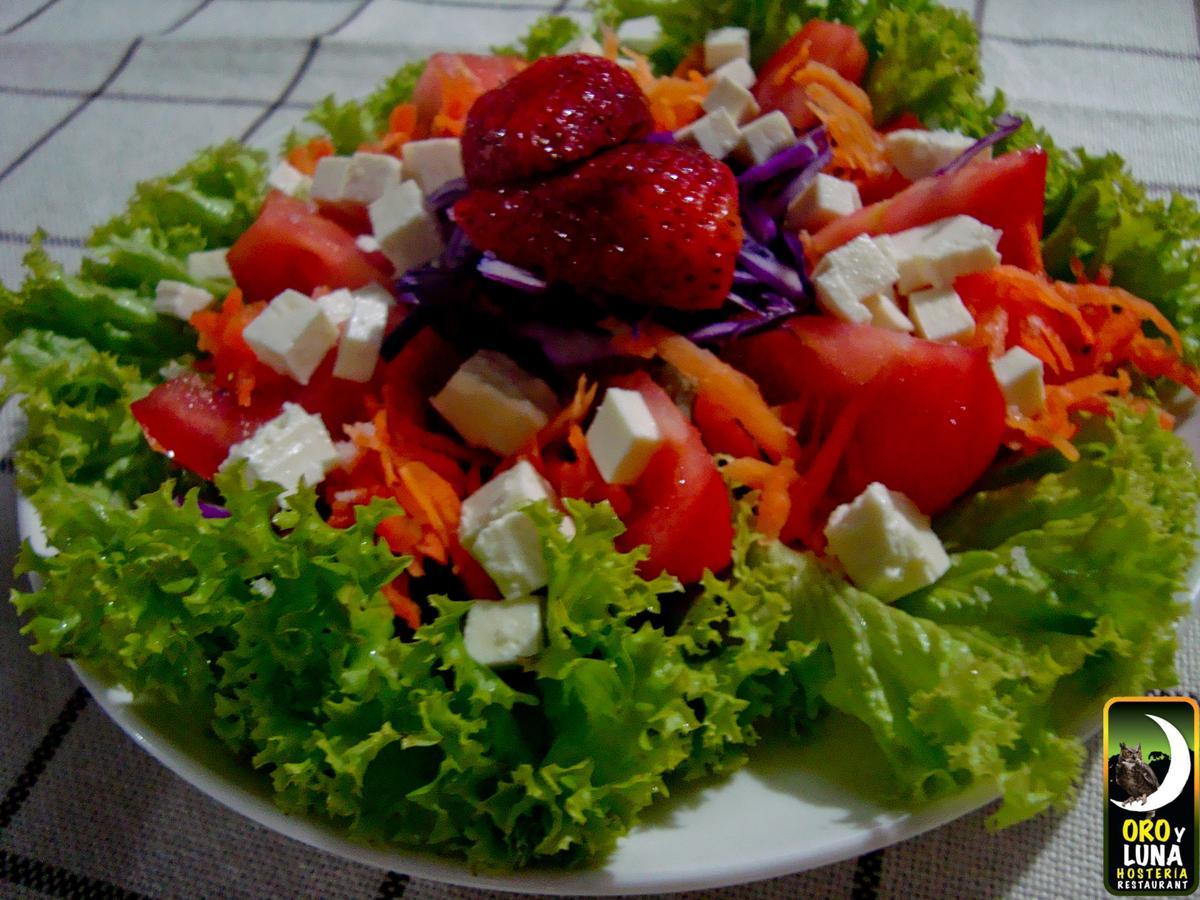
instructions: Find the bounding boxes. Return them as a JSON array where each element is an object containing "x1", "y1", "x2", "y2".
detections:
[
  {"x1": 454, "y1": 143, "x2": 742, "y2": 310},
  {"x1": 461, "y1": 54, "x2": 653, "y2": 188}
]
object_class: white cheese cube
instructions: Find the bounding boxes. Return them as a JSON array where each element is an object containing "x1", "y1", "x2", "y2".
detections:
[
  {"x1": 812, "y1": 235, "x2": 899, "y2": 324},
  {"x1": 863, "y1": 292, "x2": 914, "y2": 333},
  {"x1": 222, "y1": 402, "x2": 338, "y2": 499},
  {"x1": 470, "y1": 511, "x2": 549, "y2": 599},
  {"x1": 353, "y1": 283, "x2": 396, "y2": 308},
  {"x1": 241, "y1": 289, "x2": 339, "y2": 384},
  {"x1": 355, "y1": 234, "x2": 381, "y2": 254},
  {"x1": 459, "y1": 459, "x2": 556, "y2": 547},
  {"x1": 559, "y1": 34, "x2": 604, "y2": 56},
  {"x1": 311, "y1": 155, "x2": 353, "y2": 204},
  {"x1": 908, "y1": 285, "x2": 975, "y2": 343},
  {"x1": 186, "y1": 248, "x2": 232, "y2": 281},
  {"x1": 368, "y1": 180, "x2": 443, "y2": 275},
  {"x1": 315, "y1": 288, "x2": 356, "y2": 327},
  {"x1": 154, "y1": 280, "x2": 214, "y2": 320},
  {"x1": 267, "y1": 160, "x2": 311, "y2": 197},
  {"x1": 431, "y1": 350, "x2": 559, "y2": 456},
  {"x1": 463, "y1": 597, "x2": 544, "y2": 666},
  {"x1": 333, "y1": 294, "x2": 388, "y2": 382},
  {"x1": 883, "y1": 128, "x2": 981, "y2": 182},
  {"x1": 991, "y1": 346, "x2": 1046, "y2": 415},
  {"x1": 824, "y1": 482, "x2": 950, "y2": 602},
  {"x1": 733, "y1": 111, "x2": 797, "y2": 166},
  {"x1": 673, "y1": 107, "x2": 742, "y2": 160},
  {"x1": 704, "y1": 26, "x2": 750, "y2": 72},
  {"x1": 875, "y1": 215, "x2": 1001, "y2": 293},
  {"x1": 702, "y1": 75, "x2": 760, "y2": 124},
  {"x1": 617, "y1": 15, "x2": 662, "y2": 53},
  {"x1": 784, "y1": 173, "x2": 862, "y2": 231},
  {"x1": 344, "y1": 152, "x2": 403, "y2": 205},
  {"x1": 586, "y1": 387, "x2": 663, "y2": 485},
  {"x1": 707, "y1": 57, "x2": 756, "y2": 89},
  {"x1": 401, "y1": 138, "x2": 464, "y2": 196}
]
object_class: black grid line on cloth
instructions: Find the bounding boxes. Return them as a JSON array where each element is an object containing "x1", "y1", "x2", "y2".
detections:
[
  {"x1": 162, "y1": 0, "x2": 217, "y2": 35},
  {"x1": 239, "y1": 36, "x2": 320, "y2": 142},
  {"x1": 1145, "y1": 179, "x2": 1200, "y2": 197},
  {"x1": 388, "y1": 0, "x2": 565, "y2": 10},
  {"x1": 327, "y1": 0, "x2": 375, "y2": 37},
  {"x1": 973, "y1": 0, "x2": 987, "y2": 30},
  {"x1": 0, "y1": 230, "x2": 84, "y2": 249},
  {"x1": 0, "y1": 849, "x2": 151, "y2": 900},
  {"x1": 0, "y1": 84, "x2": 310, "y2": 111},
  {"x1": 1195, "y1": 0, "x2": 1200, "y2": 56},
  {"x1": 0, "y1": 687, "x2": 90, "y2": 832},
  {"x1": 0, "y1": 37, "x2": 142, "y2": 187},
  {"x1": 375, "y1": 871, "x2": 410, "y2": 898},
  {"x1": 985, "y1": 32, "x2": 1200, "y2": 62},
  {"x1": 850, "y1": 849, "x2": 884, "y2": 900},
  {"x1": 1, "y1": 0, "x2": 62, "y2": 36}
]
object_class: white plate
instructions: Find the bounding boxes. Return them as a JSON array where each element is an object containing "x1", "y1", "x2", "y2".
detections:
[{"x1": 16, "y1": 404, "x2": 1200, "y2": 894}]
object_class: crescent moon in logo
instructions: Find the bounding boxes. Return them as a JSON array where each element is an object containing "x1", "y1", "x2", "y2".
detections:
[{"x1": 1111, "y1": 714, "x2": 1192, "y2": 813}]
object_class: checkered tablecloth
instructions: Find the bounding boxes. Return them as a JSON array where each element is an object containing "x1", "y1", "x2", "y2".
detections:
[{"x1": 1, "y1": 1, "x2": 1198, "y2": 897}]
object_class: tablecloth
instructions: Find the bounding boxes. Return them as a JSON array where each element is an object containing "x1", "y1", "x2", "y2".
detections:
[{"x1": 1, "y1": 0, "x2": 1198, "y2": 897}]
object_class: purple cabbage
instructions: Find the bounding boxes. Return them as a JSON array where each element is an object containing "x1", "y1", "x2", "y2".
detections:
[
  {"x1": 477, "y1": 253, "x2": 548, "y2": 294},
  {"x1": 736, "y1": 128, "x2": 829, "y2": 187},
  {"x1": 934, "y1": 114, "x2": 1024, "y2": 177},
  {"x1": 765, "y1": 143, "x2": 834, "y2": 219},
  {"x1": 740, "y1": 191, "x2": 778, "y2": 244},
  {"x1": 426, "y1": 176, "x2": 469, "y2": 213},
  {"x1": 645, "y1": 130, "x2": 677, "y2": 144},
  {"x1": 738, "y1": 238, "x2": 806, "y2": 300},
  {"x1": 516, "y1": 322, "x2": 616, "y2": 367},
  {"x1": 688, "y1": 293, "x2": 798, "y2": 344}
]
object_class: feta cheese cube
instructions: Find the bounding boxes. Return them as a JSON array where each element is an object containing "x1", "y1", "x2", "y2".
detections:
[
  {"x1": 586, "y1": 387, "x2": 663, "y2": 485},
  {"x1": 673, "y1": 107, "x2": 742, "y2": 160},
  {"x1": 463, "y1": 597, "x2": 544, "y2": 666},
  {"x1": 459, "y1": 459, "x2": 557, "y2": 547},
  {"x1": 222, "y1": 402, "x2": 338, "y2": 498},
  {"x1": 355, "y1": 234, "x2": 381, "y2": 254},
  {"x1": 401, "y1": 138, "x2": 464, "y2": 196},
  {"x1": 812, "y1": 235, "x2": 899, "y2": 324},
  {"x1": 315, "y1": 288, "x2": 356, "y2": 327},
  {"x1": 333, "y1": 294, "x2": 388, "y2": 382},
  {"x1": 702, "y1": 75, "x2": 760, "y2": 124},
  {"x1": 706, "y1": 57, "x2": 757, "y2": 89},
  {"x1": 267, "y1": 160, "x2": 311, "y2": 197},
  {"x1": 241, "y1": 289, "x2": 339, "y2": 384},
  {"x1": 704, "y1": 26, "x2": 750, "y2": 71},
  {"x1": 368, "y1": 180, "x2": 443, "y2": 275},
  {"x1": 863, "y1": 292, "x2": 914, "y2": 333},
  {"x1": 186, "y1": 248, "x2": 232, "y2": 281},
  {"x1": 734, "y1": 111, "x2": 797, "y2": 166},
  {"x1": 559, "y1": 34, "x2": 604, "y2": 56},
  {"x1": 471, "y1": 511, "x2": 549, "y2": 599},
  {"x1": 311, "y1": 155, "x2": 353, "y2": 204},
  {"x1": 875, "y1": 215, "x2": 1001, "y2": 293},
  {"x1": 154, "y1": 280, "x2": 214, "y2": 320},
  {"x1": 353, "y1": 283, "x2": 396, "y2": 308},
  {"x1": 991, "y1": 346, "x2": 1046, "y2": 415},
  {"x1": 824, "y1": 482, "x2": 950, "y2": 602},
  {"x1": 617, "y1": 15, "x2": 661, "y2": 53},
  {"x1": 908, "y1": 285, "x2": 975, "y2": 343},
  {"x1": 884, "y1": 128, "x2": 981, "y2": 182},
  {"x1": 784, "y1": 173, "x2": 862, "y2": 231},
  {"x1": 431, "y1": 350, "x2": 559, "y2": 456},
  {"x1": 344, "y1": 152, "x2": 403, "y2": 205}
]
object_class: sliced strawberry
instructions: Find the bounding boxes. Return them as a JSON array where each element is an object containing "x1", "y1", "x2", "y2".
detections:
[
  {"x1": 461, "y1": 54, "x2": 653, "y2": 188},
  {"x1": 454, "y1": 143, "x2": 742, "y2": 310}
]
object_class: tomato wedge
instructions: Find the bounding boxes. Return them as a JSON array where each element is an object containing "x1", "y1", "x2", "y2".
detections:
[
  {"x1": 611, "y1": 373, "x2": 732, "y2": 583},
  {"x1": 753, "y1": 20, "x2": 869, "y2": 131},
  {"x1": 227, "y1": 193, "x2": 389, "y2": 302},
  {"x1": 412, "y1": 52, "x2": 526, "y2": 134}
]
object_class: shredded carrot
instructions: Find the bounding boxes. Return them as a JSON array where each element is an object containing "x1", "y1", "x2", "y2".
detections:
[
  {"x1": 722, "y1": 457, "x2": 797, "y2": 540},
  {"x1": 1056, "y1": 281, "x2": 1183, "y2": 356},
  {"x1": 286, "y1": 136, "x2": 334, "y2": 176},
  {"x1": 358, "y1": 102, "x2": 421, "y2": 156},
  {"x1": 189, "y1": 289, "x2": 284, "y2": 406},
  {"x1": 602, "y1": 38, "x2": 710, "y2": 131},
  {"x1": 381, "y1": 577, "x2": 422, "y2": 630},
  {"x1": 515, "y1": 376, "x2": 598, "y2": 465},
  {"x1": 805, "y1": 81, "x2": 888, "y2": 184},
  {"x1": 430, "y1": 69, "x2": 483, "y2": 137},
  {"x1": 792, "y1": 61, "x2": 871, "y2": 120}
]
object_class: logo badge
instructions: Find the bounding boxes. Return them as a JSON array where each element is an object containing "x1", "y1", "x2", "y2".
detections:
[{"x1": 1105, "y1": 696, "x2": 1199, "y2": 895}]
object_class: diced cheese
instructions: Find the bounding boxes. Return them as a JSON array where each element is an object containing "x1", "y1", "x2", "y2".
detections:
[
  {"x1": 863, "y1": 292, "x2": 914, "y2": 333},
  {"x1": 241, "y1": 288, "x2": 339, "y2": 384},
  {"x1": 368, "y1": 180, "x2": 443, "y2": 275},
  {"x1": 332, "y1": 293, "x2": 388, "y2": 382},
  {"x1": 991, "y1": 345, "x2": 1046, "y2": 415},
  {"x1": 908, "y1": 285, "x2": 975, "y2": 343},
  {"x1": 706, "y1": 57, "x2": 756, "y2": 90},
  {"x1": 344, "y1": 152, "x2": 403, "y2": 205},
  {"x1": 704, "y1": 26, "x2": 750, "y2": 72},
  {"x1": 875, "y1": 215, "x2": 1001, "y2": 293},
  {"x1": 824, "y1": 482, "x2": 950, "y2": 602},
  {"x1": 355, "y1": 234, "x2": 381, "y2": 254},
  {"x1": 401, "y1": 138, "x2": 464, "y2": 196},
  {"x1": 812, "y1": 235, "x2": 899, "y2": 324},
  {"x1": 186, "y1": 248, "x2": 231, "y2": 281},
  {"x1": 470, "y1": 511, "x2": 549, "y2": 599},
  {"x1": 883, "y1": 128, "x2": 980, "y2": 181},
  {"x1": 431, "y1": 350, "x2": 559, "y2": 455},
  {"x1": 267, "y1": 160, "x2": 311, "y2": 197},
  {"x1": 315, "y1": 287, "x2": 355, "y2": 327},
  {"x1": 353, "y1": 283, "x2": 396, "y2": 307},
  {"x1": 733, "y1": 111, "x2": 797, "y2": 166},
  {"x1": 616, "y1": 15, "x2": 662, "y2": 53},
  {"x1": 784, "y1": 173, "x2": 862, "y2": 231},
  {"x1": 459, "y1": 459, "x2": 557, "y2": 546},
  {"x1": 673, "y1": 107, "x2": 742, "y2": 160},
  {"x1": 310, "y1": 155, "x2": 353, "y2": 204},
  {"x1": 702, "y1": 75, "x2": 760, "y2": 123},
  {"x1": 221, "y1": 402, "x2": 338, "y2": 499},
  {"x1": 586, "y1": 387, "x2": 663, "y2": 485},
  {"x1": 463, "y1": 597, "x2": 544, "y2": 666},
  {"x1": 559, "y1": 34, "x2": 604, "y2": 56},
  {"x1": 153, "y1": 280, "x2": 214, "y2": 320}
]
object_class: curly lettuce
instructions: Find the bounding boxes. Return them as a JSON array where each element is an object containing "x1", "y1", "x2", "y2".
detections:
[{"x1": 298, "y1": 60, "x2": 426, "y2": 155}]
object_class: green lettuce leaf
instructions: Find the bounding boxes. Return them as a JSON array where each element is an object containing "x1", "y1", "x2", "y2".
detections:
[
  {"x1": 492, "y1": 14, "x2": 581, "y2": 59},
  {"x1": 299, "y1": 60, "x2": 426, "y2": 155}
]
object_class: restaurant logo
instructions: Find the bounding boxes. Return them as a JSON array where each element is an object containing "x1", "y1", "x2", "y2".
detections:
[{"x1": 1105, "y1": 696, "x2": 1199, "y2": 895}]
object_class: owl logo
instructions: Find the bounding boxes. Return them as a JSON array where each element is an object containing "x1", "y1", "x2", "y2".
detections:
[{"x1": 1116, "y1": 742, "x2": 1161, "y2": 807}]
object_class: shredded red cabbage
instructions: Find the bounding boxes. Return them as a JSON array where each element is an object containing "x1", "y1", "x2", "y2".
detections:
[
  {"x1": 688, "y1": 293, "x2": 798, "y2": 343},
  {"x1": 645, "y1": 131, "x2": 676, "y2": 144},
  {"x1": 477, "y1": 253, "x2": 548, "y2": 293},
  {"x1": 736, "y1": 128, "x2": 829, "y2": 187},
  {"x1": 516, "y1": 322, "x2": 616, "y2": 367},
  {"x1": 426, "y1": 177, "x2": 469, "y2": 213},
  {"x1": 934, "y1": 114, "x2": 1023, "y2": 176},
  {"x1": 740, "y1": 190, "x2": 778, "y2": 244},
  {"x1": 738, "y1": 238, "x2": 806, "y2": 300}
]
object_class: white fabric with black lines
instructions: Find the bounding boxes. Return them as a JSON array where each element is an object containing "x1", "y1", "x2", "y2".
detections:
[{"x1": 0, "y1": 1, "x2": 1197, "y2": 897}]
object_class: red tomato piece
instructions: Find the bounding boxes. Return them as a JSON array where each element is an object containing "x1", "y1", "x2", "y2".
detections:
[
  {"x1": 808, "y1": 147, "x2": 1049, "y2": 272},
  {"x1": 227, "y1": 193, "x2": 389, "y2": 302},
  {"x1": 611, "y1": 373, "x2": 733, "y2": 583},
  {"x1": 412, "y1": 52, "x2": 526, "y2": 134},
  {"x1": 130, "y1": 373, "x2": 283, "y2": 479},
  {"x1": 692, "y1": 389, "x2": 761, "y2": 459},
  {"x1": 753, "y1": 20, "x2": 870, "y2": 131}
]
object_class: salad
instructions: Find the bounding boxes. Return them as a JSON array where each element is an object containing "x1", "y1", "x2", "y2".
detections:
[{"x1": 4, "y1": 0, "x2": 1200, "y2": 872}]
